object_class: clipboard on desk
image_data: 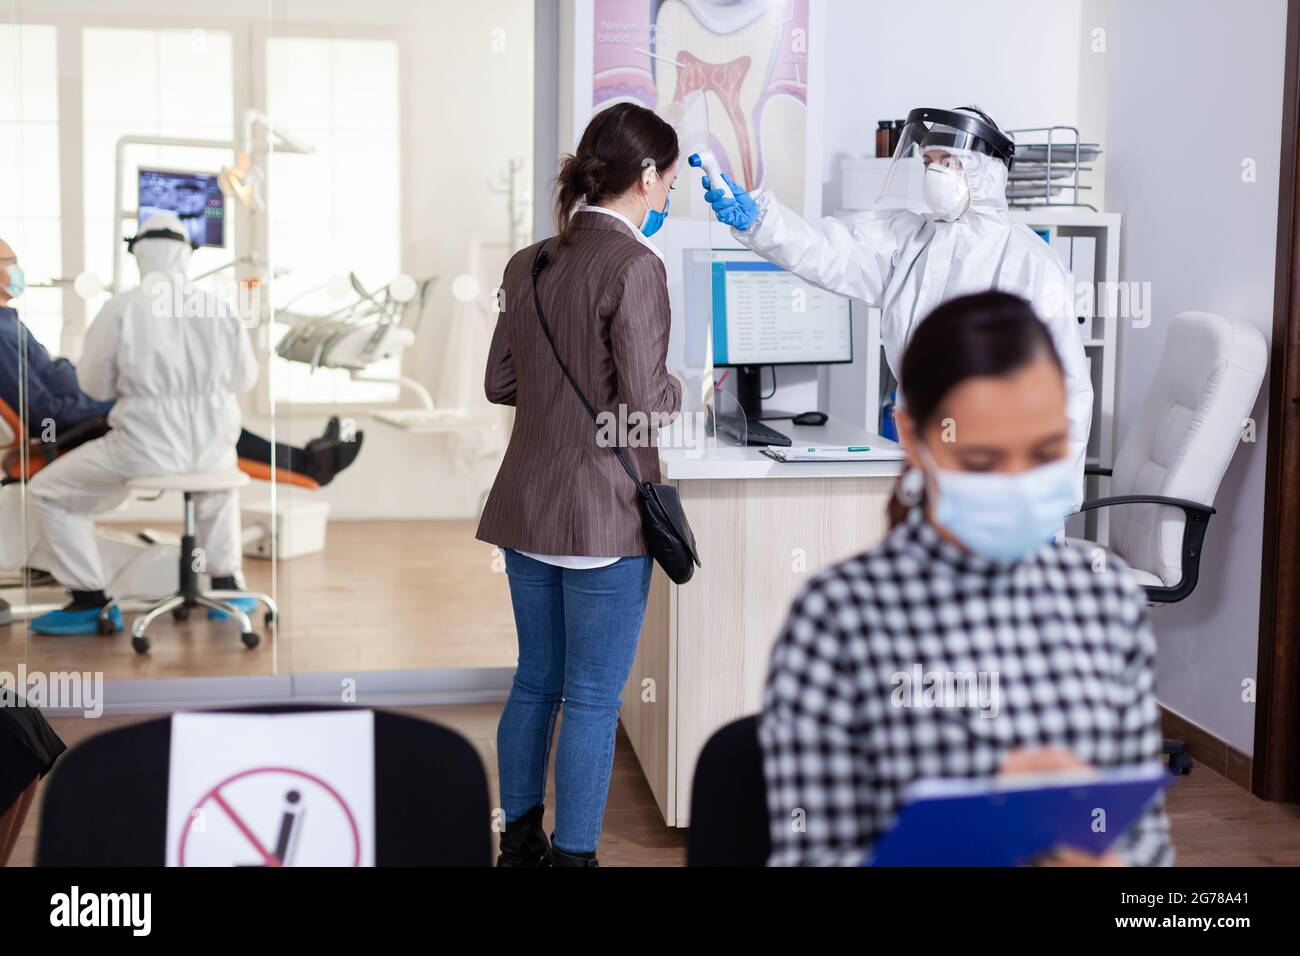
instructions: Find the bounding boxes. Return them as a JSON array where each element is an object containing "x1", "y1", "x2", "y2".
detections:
[
  {"x1": 760, "y1": 445, "x2": 906, "y2": 463},
  {"x1": 867, "y1": 765, "x2": 1171, "y2": 867}
]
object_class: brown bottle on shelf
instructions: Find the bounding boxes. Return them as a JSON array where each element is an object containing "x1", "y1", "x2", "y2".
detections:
[{"x1": 876, "y1": 120, "x2": 893, "y2": 157}]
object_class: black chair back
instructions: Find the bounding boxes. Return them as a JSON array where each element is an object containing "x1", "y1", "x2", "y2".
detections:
[
  {"x1": 36, "y1": 705, "x2": 491, "y2": 866},
  {"x1": 687, "y1": 715, "x2": 770, "y2": 866}
]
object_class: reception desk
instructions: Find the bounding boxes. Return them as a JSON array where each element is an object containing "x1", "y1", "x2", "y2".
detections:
[{"x1": 619, "y1": 418, "x2": 905, "y2": 826}]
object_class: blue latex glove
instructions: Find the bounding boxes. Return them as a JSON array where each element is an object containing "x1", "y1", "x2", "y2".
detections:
[{"x1": 702, "y1": 173, "x2": 759, "y2": 230}]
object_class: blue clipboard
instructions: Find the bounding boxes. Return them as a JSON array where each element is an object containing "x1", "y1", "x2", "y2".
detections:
[{"x1": 867, "y1": 765, "x2": 1172, "y2": 867}]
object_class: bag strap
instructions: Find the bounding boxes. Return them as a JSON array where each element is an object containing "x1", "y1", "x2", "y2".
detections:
[{"x1": 530, "y1": 242, "x2": 648, "y2": 496}]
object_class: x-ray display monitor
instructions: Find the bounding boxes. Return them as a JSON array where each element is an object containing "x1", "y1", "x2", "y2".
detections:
[{"x1": 138, "y1": 167, "x2": 225, "y2": 247}]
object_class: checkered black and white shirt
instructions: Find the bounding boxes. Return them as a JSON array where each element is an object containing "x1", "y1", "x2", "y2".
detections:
[{"x1": 759, "y1": 506, "x2": 1173, "y2": 867}]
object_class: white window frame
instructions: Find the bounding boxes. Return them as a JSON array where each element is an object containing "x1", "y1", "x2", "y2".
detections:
[
  {"x1": 251, "y1": 21, "x2": 412, "y2": 417},
  {"x1": 4, "y1": 10, "x2": 258, "y2": 360},
  {"x1": 6, "y1": 9, "x2": 412, "y2": 419}
]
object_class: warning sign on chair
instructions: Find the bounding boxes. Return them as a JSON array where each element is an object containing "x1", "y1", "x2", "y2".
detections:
[{"x1": 165, "y1": 711, "x2": 375, "y2": 867}]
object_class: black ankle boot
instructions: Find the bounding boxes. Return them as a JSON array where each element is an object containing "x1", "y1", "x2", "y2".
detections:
[
  {"x1": 496, "y1": 805, "x2": 550, "y2": 867},
  {"x1": 548, "y1": 840, "x2": 599, "y2": 867}
]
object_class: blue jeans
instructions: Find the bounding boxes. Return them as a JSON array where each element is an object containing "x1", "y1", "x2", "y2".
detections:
[{"x1": 496, "y1": 549, "x2": 653, "y2": 854}]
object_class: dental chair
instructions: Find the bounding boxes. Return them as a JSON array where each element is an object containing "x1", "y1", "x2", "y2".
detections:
[{"x1": 1069, "y1": 310, "x2": 1268, "y2": 774}]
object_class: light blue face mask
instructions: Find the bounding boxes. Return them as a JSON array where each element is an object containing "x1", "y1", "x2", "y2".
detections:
[
  {"x1": 641, "y1": 191, "x2": 670, "y2": 238},
  {"x1": 1, "y1": 263, "x2": 25, "y2": 299},
  {"x1": 925, "y1": 453, "x2": 1076, "y2": 563}
]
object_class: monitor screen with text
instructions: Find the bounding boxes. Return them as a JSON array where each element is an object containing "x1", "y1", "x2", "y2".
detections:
[{"x1": 710, "y1": 254, "x2": 852, "y2": 367}]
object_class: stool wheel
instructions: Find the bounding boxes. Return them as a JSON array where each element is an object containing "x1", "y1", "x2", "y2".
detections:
[
  {"x1": 264, "y1": 610, "x2": 275, "y2": 626},
  {"x1": 241, "y1": 631, "x2": 260, "y2": 649},
  {"x1": 1168, "y1": 752, "x2": 1194, "y2": 775},
  {"x1": 172, "y1": 605, "x2": 190, "y2": 622},
  {"x1": 132, "y1": 635, "x2": 151, "y2": 654},
  {"x1": 97, "y1": 616, "x2": 117, "y2": 636}
]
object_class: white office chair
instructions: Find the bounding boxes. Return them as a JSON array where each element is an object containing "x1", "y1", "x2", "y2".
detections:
[
  {"x1": 1070, "y1": 311, "x2": 1266, "y2": 774},
  {"x1": 102, "y1": 470, "x2": 277, "y2": 655},
  {"x1": 1071, "y1": 311, "x2": 1267, "y2": 602}
]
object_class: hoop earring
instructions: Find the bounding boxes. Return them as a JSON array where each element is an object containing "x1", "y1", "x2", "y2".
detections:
[{"x1": 895, "y1": 466, "x2": 926, "y2": 507}]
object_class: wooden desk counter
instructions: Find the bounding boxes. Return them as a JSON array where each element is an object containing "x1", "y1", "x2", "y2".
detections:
[{"x1": 620, "y1": 420, "x2": 904, "y2": 826}]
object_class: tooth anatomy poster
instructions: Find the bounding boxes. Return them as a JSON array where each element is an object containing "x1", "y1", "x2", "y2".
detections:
[{"x1": 587, "y1": 0, "x2": 818, "y2": 220}]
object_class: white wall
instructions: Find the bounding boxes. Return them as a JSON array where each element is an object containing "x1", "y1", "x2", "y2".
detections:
[
  {"x1": 821, "y1": 0, "x2": 1091, "y2": 195},
  {"x1": 1104, "y1": 0, "x2": 1288, "y2": 754}
]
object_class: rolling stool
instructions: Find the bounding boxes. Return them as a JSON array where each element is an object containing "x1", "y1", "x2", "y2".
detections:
[{"x1": 107, "y1": 471, "x2": 277, "y2": 655}]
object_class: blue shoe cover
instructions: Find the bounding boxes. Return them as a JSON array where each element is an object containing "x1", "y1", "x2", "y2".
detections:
[
  {"x1": 31, "y1": 604, "x2": 122, "y2": 636},
  {"x1": 207, "y1": 597, "x2": 258, "y2": 621}
]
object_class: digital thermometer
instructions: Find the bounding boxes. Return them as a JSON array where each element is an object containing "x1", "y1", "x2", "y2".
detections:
[{"x1": 688, "y1": 151, "x2": 733, "y2": 200}]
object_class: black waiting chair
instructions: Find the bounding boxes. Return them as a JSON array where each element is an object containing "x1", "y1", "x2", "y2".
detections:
[
  {"x1": 36, "y1": 705, "x2": 491, "y2": 866},
  {"x1": 687, "y1": 715, "x2": 770, "y2": 866}
]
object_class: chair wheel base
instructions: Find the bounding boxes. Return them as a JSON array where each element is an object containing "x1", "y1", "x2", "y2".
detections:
[
  {"x1": 264, "y1": 610, "x2": 275, "y2": 626},
  {"x1": 172, "y1": 605, "x2": 190, "y2": 621},
  {"x1": 97, "y1": 617, "x2": 117, "y2": 636},
  {"x1": 241, "y1": 631, "x2": 260, "y2": 649},
  {"x1": 131, "y1": 635, "x2": 151, "y2": 654},
  {"x1": 1168, "y1": 752, "x2": 1194, "y2": 775}
]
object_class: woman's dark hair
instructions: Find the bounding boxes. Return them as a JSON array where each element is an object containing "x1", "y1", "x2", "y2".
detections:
[
  {"x1": 899, "y1": 290, "x2": 1063, "y2": 429},
  {"x1": 554, "y1": 102, "x2": 679, "y2": 245}
]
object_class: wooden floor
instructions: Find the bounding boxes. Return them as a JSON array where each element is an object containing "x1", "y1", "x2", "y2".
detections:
[
  {"x1": 2, "y1": 520, "x2": 519, "y2": 680},
  {"x1": 8, "y1": 702, "x2": 1300, "y2": 867}
]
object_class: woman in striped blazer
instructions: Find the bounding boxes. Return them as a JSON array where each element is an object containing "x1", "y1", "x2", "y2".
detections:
[{"x1": 479, "y1": 103, "x2": 682, "y2": 867}]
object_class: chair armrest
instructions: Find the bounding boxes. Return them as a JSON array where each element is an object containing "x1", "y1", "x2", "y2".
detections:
[
  {"x1": 1074, "y1": 495, "x2": 1216, "y2": 604},
  {"x1": 1085, "y1": 464, "x2": 1112, "y2": 477},
  {"x1": 1075, "y1": 494, "x2": 1215, "y2": 518}
]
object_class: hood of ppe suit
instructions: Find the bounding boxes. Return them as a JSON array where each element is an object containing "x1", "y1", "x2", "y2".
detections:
[
  {"x1": 938, "y1": 147, "x2": 1008, "y2": 215},
  {"x1": 133, "y1": 235, "x2": 192, "y2": 280}
]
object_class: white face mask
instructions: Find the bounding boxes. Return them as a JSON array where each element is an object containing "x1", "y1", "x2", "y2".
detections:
[{"x1": 922, "y1": 162, "x2": 971, "y2": 220}]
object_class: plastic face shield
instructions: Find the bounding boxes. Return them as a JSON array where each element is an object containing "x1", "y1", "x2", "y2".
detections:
[{"x1": 877, "y1": 108, "x2": 1014, "y2": 208}]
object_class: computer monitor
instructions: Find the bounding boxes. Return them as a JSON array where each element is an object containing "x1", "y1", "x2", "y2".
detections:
[
  {"x1": 137, "y1": 167, "x2": 226, "y2": 248},
  {"x1": 709, "y1": 250, "x2": 852, "y2": 417}
]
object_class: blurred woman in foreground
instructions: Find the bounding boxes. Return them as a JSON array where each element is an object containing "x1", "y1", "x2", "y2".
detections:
[{"x1": 759, "y1": 290, "x2": 1172, "y2": 867}]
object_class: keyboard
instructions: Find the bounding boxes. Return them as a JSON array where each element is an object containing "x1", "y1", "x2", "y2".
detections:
[{"x1": 716, "y1": 414, "x2": 792, "y2": 447}]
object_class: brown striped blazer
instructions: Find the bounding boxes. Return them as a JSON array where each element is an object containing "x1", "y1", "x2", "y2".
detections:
[{"x1": 476, "y1": 210, "x2": 682, "y2": 557}]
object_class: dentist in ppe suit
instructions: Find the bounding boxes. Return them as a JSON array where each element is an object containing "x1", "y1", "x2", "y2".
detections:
[
  {"x1": 27, "y1": 212, "x2": 258, "y2": 635},
  {"x1": 702, "y1": 106, "x2": 1092, "y2": 505}
]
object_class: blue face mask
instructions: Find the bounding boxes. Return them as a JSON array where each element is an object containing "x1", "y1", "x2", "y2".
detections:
[
  {"x1": 926, "y1": 454, "x2": 1076, "y2": 563},
  {"x1": 641, "y1": 192, "x2": 670, "y2": 238},
  {"x1": 1, "y1": 263, "x2": 25, "y2": 299}
]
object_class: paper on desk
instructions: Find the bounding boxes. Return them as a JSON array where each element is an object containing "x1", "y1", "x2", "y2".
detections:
[{"x1": 762, "y1": 445, "x2": 906, "y2": 462}]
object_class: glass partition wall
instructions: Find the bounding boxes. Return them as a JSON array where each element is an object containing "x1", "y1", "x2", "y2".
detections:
[
  {"x1": 263, "y1": 6, "x2": 535, "y2": 679},
  {"x1": 2, "y1": 1, "x2": 535, "y2": 694}
]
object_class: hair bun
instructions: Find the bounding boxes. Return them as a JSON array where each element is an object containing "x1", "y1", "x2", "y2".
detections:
[{"x1": 569, "y1": 153, "x2": 605, "y2": 195}]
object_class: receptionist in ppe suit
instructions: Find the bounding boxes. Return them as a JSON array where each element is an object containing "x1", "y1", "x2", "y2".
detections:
[
  {"x1": 26, "y1": 212, "x2": 258, "y2": 636},
  {"x1": 701, "y1": 106, "x2": 1092, "y2": 503}
]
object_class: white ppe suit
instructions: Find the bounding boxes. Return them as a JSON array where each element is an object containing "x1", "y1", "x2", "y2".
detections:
[
  {"x1": 734, "y1": 150, "x2": 1092, "y2": 505},
  {"x1": 28, "y1": 231, "x2": 257, "y2": 592}
]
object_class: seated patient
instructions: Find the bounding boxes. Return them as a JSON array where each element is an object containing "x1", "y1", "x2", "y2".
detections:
[
  {"x1": 0, "y1": 235, "x2": 362, "y2": 488},
  {"x1": 11, "y1": 214, "x2": 333, "y2": 636},
  {"x1": 759, "y1": 290, "x2": 1172, "y2": 867}
]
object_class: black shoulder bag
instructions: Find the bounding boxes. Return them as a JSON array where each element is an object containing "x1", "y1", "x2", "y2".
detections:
[{"x1": 529, "y1": 244, "x2": 699, "y2": 584}]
